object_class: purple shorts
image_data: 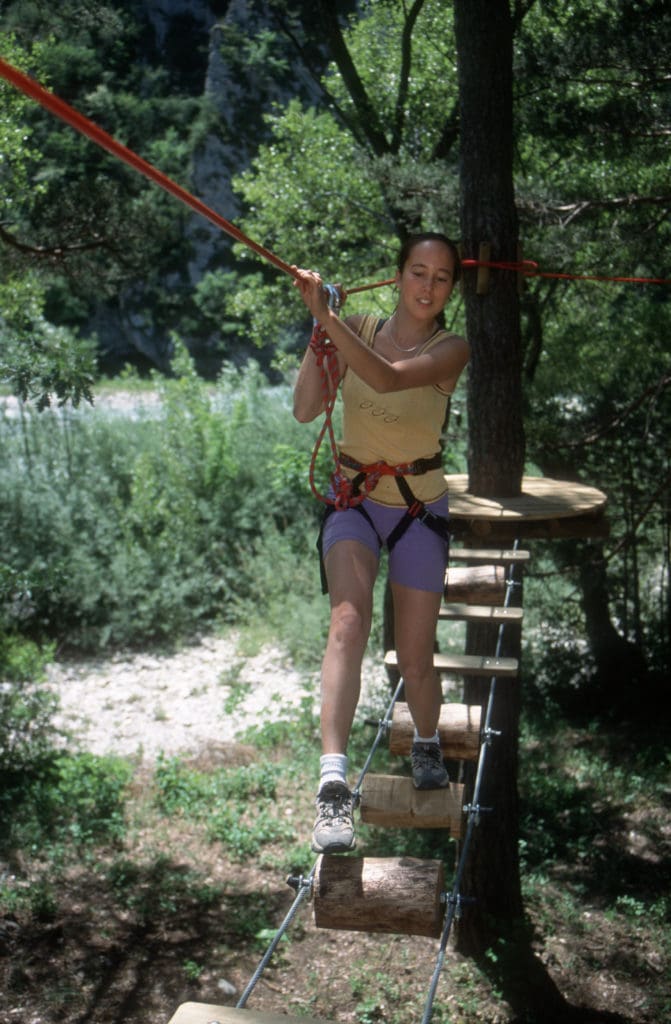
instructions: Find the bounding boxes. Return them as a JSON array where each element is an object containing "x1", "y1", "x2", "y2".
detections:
[{"x1": 321, "y1": 493, "x2": 450, "y2": 593}]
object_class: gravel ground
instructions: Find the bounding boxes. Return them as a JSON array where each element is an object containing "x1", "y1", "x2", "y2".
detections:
[
  {"x1": 44, "y1": 634, "x2": 319, "y2": 761},
  {"x1": 45, "y1": 633, "x2": 389, "y2": 762}
]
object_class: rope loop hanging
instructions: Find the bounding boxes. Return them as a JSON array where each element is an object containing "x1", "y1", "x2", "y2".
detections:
[
  {"x1": 306, "y1": 283, "x2": 362, "y2": 509},
  {"x1": 305, "y1": 323, "x2": 407, "y2": 511}
]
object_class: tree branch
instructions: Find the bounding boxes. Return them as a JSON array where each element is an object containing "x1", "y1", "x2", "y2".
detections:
[
  {"x1": 313, "y1": 0, "x2": 390, "y2": 156},
  {"x1": 517, "y1": 192, "x2": 671, "y2": 227},
  {"x1": 431, "y1": 98, "x2": 460, "y2": 160},
  {"x1": 0, "y1": 222, "x2": 112, "y2": 260},
  {"x1": 391, "y1": 0, "x2": 426, "y2": 152}
]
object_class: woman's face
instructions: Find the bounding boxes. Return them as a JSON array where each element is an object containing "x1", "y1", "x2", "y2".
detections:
[{"x1": 396, "y1": 240, "x2": 456, "y2": 319}]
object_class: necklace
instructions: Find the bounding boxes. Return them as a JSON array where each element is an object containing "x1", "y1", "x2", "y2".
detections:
[{"x1": 388, "y1": 317, "x2": 434, "y2": 354}]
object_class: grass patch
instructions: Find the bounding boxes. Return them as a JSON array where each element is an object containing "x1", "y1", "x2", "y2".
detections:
[{"x1": 0, "y1": 681, "x2": 668, "y2": 1023}]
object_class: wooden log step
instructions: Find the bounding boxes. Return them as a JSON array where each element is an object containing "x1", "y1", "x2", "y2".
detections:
[
  {"x1": 384, "y1": 650, "x2": 518, "y2": 678},
  {"x1": 389, "y1": 701, "x2": 482, "y2": 760},
  {"x1": 449, "y1": 547, "x2": 530, "y2": 564},
  {"x1": 360, "y1": 774, "x2": 465, "y2": 838},
  {"x1": 445, "y1": 564, "x2": 506, "y2": 604},
  {"x1": 439, "y1": 601, "x2": 523, "y2": 624},
  {"x1": 313, "y1": 855, "x2": 445, "y2": 937},
  {"x1": 167, "y1": 1003, "x2": 333, "y2": 1024}
]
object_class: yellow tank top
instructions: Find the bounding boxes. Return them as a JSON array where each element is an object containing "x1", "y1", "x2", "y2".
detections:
[{"x1": 339, "y1": 314, "x2": 451, "y2": 506}]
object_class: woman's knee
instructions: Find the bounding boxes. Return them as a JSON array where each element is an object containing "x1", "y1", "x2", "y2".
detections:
[
  {"x1": 396, "y1": 650, "x2": 435, "y2": 686},
  {"x1": 329, "y1": 602, "x2": 371, "y2": 650}
]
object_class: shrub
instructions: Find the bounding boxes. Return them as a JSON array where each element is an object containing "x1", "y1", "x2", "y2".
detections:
[
  {"x1": 0, "y1": 751, "x2": 132, "y2": 856},
  {"x1": 0, "y1": 350, "x2": 323, "y2": 652}
]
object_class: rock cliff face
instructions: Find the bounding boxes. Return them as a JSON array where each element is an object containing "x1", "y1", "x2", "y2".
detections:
[{"x1": 97, "y1": 0, "x2": 322, "y2": 374}]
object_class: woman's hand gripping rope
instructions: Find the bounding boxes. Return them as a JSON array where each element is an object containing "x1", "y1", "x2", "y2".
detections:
[{"x1": 294, "y1": 270, "x2": 349, "y2": 507}]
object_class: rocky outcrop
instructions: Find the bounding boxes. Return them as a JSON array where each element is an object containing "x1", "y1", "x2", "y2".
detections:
[{"x1": 97, "y1": 0, "x2": 323, "y2": 373}]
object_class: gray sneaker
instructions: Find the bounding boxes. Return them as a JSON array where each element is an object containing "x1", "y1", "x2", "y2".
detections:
[
  {"x1": 411, "y1": 741, "x2": 449, "y2": 790},
  {"x1": 311, "y1": 781, "x2": 356, "y2": 853}
]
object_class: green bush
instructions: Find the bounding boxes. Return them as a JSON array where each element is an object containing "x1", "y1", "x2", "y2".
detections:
[
  {"x1": 0, "y1": 751, "x2": 132, "y2": 856},
  {"x1": 0, "y1": 349, "x2": 324, "y2": 652},
  {"x1": 153, "y1": 755, "x2": 296, "y2": 861}
]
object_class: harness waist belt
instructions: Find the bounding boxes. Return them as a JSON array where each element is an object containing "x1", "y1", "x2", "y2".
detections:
[{"x1": 338, "y1": 450, "x2": 443, "y2": 477}]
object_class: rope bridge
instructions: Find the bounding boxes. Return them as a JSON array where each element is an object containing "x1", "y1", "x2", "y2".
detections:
[{"x1": 164, "y1": 548, "x2": 528, "y2": 1019}]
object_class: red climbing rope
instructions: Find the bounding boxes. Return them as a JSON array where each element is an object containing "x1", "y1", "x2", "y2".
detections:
[
  {"x1": 347, "y1": 258, "x2": 671, "y2": 294},
  {"x1": 0, "y1": 57, "x2": 298, "y2": 281},
  {"x1": 3, "y1": 58, "x2": 668, "y2": 294},
  {"x1": 307, "y1": 319, "x2": 438, "y2": 510},
  {"x1": 306, "y1": 322, "x2": 344, "y2": 506}
]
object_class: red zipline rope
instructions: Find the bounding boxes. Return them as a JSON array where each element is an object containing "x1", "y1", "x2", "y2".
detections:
[
  {"x1": 5, "y1": 56, "x2": 668, "y2": 508},
  {"x1": 0, "y1": 58, "x2": 298, "y2": 281},
  {"x1": 347, "y1": 259, "x2": 671, "y2": 294},
  {"x1": 2, "y1": 58, "x2": 668, "y2": 293}
]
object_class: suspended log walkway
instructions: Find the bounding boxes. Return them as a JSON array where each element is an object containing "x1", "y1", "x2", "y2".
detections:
[{"x1": 167, "y1": 477, "x2": 608, "y2": 1024}]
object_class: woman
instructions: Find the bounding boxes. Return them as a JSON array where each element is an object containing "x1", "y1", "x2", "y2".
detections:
[{"x1": 292, "y1": 232, "x2": 470, "y2": 854}]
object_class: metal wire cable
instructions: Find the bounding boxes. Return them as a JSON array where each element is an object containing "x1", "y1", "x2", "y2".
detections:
[
  {"x1": 420, "y1": 543, "x2": 521, "y2": 1024},
  {"x1": 236, "y1": 867, "x2": 316, "y2": 1009},
  {"x1": 236, "y1": 547, "x2": 522, "y2": 1019},
  {"x1": 234, "y1": 676, "x2": 405, "y2": 1006}
]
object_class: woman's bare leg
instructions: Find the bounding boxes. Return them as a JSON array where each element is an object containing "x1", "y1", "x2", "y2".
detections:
[
  {"x1": 320, "y1": 540, "x2": 379, "y2": 754},
  {"x1": 391, "y1": 581, "x2": 443, "y2": 736}
]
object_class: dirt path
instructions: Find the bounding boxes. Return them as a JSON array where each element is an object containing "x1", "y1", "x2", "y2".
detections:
[
  {"x1": 45, "y1": 633, "x2": 387, "y2": 762},
  {"x1": 45, "y1": 634, "x2": 317, "y2": 760}
]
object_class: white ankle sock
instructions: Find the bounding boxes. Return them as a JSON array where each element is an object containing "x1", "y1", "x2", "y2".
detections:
[
  {"x1": 414, "y1": 730, "x2": 440, "y2": 745},
  {"x1": 319, "y1": 753, "x2": 348, "y2": 791}
]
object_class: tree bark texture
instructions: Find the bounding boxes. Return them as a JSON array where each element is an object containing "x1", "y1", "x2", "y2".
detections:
[
  {"x1": 454, "y1": 0, "x2": 526, "y2": 960},
  {"x1": 455, "y1": 0, "x2": 525, "y2": 497}
]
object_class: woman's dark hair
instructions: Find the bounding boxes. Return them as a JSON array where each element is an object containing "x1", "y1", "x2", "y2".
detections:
[{"x1": 397, "y1": 231, "x2": 462, "y2": 285}]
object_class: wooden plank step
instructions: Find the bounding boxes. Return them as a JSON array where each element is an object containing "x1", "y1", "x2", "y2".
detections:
[
  {"x1": 389, "y1": 701, "x2": 482, "y2": 760},
  {"x1": 384, "y1": 650, "x2": 518, "y2": 678},
  {"x1": 313, "y1": 855, "x2": 445, "y2": 937},
  {"x1": 449, "y1": 547, "x2": 530, "y2": 564},
  {"x1": 167, "y1": 1004, "x2": 333, "y2": 1024},
  {"x1": 360, "y1": 774, "x2": 465, "y2": 838},
  {"x1": 445, "y1": 564, "x2": 506, "y2": 604},
  {"x1": 439, "y1": 601, "x2": 523, "y2": 624}
]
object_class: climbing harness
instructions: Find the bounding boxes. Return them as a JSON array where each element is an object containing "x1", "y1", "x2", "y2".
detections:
[
  {"x1": 307, "y1": 306, "x2": 451, "y2": 591},
  {"x1": 315, "y1": 449, "x2": 451, "y2": 593},
  {"x1": 236, "y1": 546, "x2": 524, "y2": 1024}
]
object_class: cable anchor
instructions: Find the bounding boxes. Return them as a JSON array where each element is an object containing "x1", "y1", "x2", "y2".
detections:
[
  {"x1": 483, "y1": 726, "x2": 502, "y2": 745},
  {"x1": 462, "y1": 803, "x2": 493, "y2": 825},
  {"x1": 286, "y1": 873, "x2": 312, "y2": 895}
]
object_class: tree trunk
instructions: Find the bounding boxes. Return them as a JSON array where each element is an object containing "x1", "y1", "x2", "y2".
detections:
[
  {"x1": 577, "y1": 540, "x2": 650, "y2": 716},
  {"x1": 453, "y1": 0, "x2": 525, "y2": 956},
  {"x1": 455, "y1": 0, "x2": 525, "y2": 497}
]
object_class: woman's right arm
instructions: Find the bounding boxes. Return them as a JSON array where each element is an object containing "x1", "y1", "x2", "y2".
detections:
[{"x1": 292, "y1": 319, "x2": 355, "y2": 423}]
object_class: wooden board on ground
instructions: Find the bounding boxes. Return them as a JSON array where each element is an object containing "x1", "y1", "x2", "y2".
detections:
[
  {"x1": 313, "y1": 855, "x2": 445, "y2": 937},
  {"x1": 360, "y1": 774, "x2": 464, "y2": 838},
  {"x1": 389, "y1": 701, "x2": 482, "y2": 760},
  {"x1": 167, "y1": 1003, "x2": 333, "y2": 1024}
]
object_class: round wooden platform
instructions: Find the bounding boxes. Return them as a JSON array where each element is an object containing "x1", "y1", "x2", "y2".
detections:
[{"x1": 445, "y1": 474, "x2": 608, "y2": 540}]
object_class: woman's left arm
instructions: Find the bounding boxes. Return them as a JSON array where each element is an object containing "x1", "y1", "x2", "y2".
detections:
[{"x1": 293, "y1": 268, "x2": 469, "y2": 394}]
